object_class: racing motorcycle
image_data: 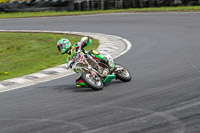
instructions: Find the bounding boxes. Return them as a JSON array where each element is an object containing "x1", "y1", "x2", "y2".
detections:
[{"x1": 70, "y1": 50, "x2": 132, "y2": 91}]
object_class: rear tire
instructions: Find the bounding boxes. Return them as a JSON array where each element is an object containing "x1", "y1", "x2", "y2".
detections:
[
  {"x1": 81, "y1": 71, "x2": 104, "y2": 91},
  {"x1": 115, "y1": 64, "x2": 132, "y2": 82}
]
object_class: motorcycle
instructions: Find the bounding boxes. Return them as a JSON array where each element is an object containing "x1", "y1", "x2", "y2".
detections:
[{"x1": 70, "y1": 50, "x2": 132, "y2": 91}]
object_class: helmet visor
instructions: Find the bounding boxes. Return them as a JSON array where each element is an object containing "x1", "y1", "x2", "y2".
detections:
[{"x1": 57, "y1": 43, "x2": 66, "y2": 52}]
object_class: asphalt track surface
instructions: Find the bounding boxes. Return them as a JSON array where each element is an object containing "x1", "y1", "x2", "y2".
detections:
[{"x1": 0, "y1": 12, "x2": 200, "y2": 133}]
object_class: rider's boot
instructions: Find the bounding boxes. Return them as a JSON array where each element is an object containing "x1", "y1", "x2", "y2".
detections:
[{"x1": 76, "y1": 76, "x2": 87, "y2": 87}]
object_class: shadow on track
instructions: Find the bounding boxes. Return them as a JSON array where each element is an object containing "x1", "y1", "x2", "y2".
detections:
[
  {"x1": 51, "y1": 84, "x2": 94, "y2": 93},
  {"x1": 39, "y1": 80, "x2": 126, "y2": 93}
]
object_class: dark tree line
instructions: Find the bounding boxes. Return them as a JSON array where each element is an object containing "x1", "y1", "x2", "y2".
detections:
[
  {"x1": 74, "y1": 0, "x2": 200, "y2": 11},
  {"x1": 0, "y1": 0, "x2": 199, "y2": 12}
]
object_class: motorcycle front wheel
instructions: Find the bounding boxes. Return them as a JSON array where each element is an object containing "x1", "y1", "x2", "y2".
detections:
[
  {"x1": 81, "y1": 71, "x2": 104, "y2": 91},
  {"x1": 115, "y1": 64, "x2": 132, "y2": 82}
]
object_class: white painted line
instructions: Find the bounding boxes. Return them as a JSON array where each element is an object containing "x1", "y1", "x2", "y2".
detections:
[
  {"x1": 41, "y1": 68, "x2": 58, "y2": 71},
  {"x1": 8, "y1": 78, "x2": 31, "y2": 84},
  {"x1": 113, "y1": 38, "x2": 132, "y2": 59},
  {"x1": 99, "y1": 51, "x2": 109, "y2": 55},
  {"x1": 107, "y1": 46, "x2": 119, "y2": 50},
  {"x1": 0, "y1": 84, "x2": 5, "y2": 90},
  {"x1": 30, "y1": 73, "x2": 48, "y2": 78},
  {"x1": 54, "y1": 68, "x2": 72, "y2": 73}
]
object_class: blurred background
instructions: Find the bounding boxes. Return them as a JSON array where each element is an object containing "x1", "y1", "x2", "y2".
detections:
[{"x1": 0, "y1": 0, "x2": 200, "y2": 12}]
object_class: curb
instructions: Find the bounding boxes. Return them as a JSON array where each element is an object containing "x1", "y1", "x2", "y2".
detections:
[{"x1": 0, "y1": 30, "x2": 132, "y2": 93}]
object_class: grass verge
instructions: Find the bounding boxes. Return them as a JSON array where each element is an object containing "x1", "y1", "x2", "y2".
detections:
[
  {"x1": 0, "y1": 32, "x2": 99, "y2": 81},
  {"x1": 0, "y1": 6, "x2": 200, "y2": 19}
]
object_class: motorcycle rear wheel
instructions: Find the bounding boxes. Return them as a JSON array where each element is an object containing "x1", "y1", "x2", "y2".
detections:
[{"x1": 81, "y1": 71, "x2": 104, "y2": 91}]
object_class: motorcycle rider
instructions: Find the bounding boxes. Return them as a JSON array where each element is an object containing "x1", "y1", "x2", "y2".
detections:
[{"x1": 57, "y1": 36, "x2": 114, "y2": 87}]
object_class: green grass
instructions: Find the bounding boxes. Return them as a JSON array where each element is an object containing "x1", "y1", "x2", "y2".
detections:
[
  {"x1": 0, "y1": 6, "x2": 200, "y2": 19},
  {"x1": 0, "y1": 32, "x2": 99, "y2": 81}
]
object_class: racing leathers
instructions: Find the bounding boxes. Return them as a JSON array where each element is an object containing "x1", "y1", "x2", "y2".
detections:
[{"x1": 65, "y1": 39, "x2": 114, "y2": 87}]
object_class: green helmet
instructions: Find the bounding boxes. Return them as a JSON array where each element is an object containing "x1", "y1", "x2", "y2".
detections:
[{"x1": 57, "y1": 38, "x2": 72, "y2": 54}]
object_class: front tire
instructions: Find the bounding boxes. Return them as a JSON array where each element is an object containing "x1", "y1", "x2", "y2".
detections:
[
  {"x1": 81, "y1": 71, "x2": 104, "y2": 91},
  {"x1": 115, "y1": 64, "x2": 132, "y2": 82}
]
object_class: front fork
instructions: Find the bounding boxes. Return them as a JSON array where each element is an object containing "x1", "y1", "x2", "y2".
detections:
[{"x1": 84, "y1": 58, "x2": 96, "y2": 77}]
